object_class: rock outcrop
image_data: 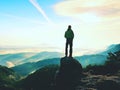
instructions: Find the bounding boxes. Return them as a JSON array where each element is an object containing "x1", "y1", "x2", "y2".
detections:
[{"x1": 55, "y1": 57, "x2": 83, "y2": 90}]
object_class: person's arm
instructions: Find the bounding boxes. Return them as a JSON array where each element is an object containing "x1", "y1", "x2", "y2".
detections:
[
  {"x1": 72, "y1": 30, "x2": 74, "y2": 39},
  {"x1": 64, "y1": 31, "x2": 67, "y2": 38}
]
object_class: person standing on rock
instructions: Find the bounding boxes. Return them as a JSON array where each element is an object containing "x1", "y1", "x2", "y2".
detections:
[{"x1": 64, "y1": 25, "x2": 74, "y2": 57}]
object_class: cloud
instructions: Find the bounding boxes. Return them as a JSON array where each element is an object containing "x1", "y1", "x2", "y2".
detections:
[
  {"x1": 29, "y1": 0, "x2": 52, "y2": 23},
  {"x1": 6, "y1": 61, "x2": 15, "y2": 68},
  {"x1": 53, "y1": 0, "x2": 120, "y2": 18}
]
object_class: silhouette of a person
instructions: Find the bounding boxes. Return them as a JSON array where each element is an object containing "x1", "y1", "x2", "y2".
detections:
[{"x1": 64, "y1": 25, "x2": 74, "y2": 57}]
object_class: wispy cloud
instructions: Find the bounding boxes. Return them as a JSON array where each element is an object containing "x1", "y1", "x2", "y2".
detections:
[
  {"x1": 53, "y1": 0, "x2": 120, "y2": 19},
  {"x1": 29, "y1": 0, "x2": 52, "y2": 23}
]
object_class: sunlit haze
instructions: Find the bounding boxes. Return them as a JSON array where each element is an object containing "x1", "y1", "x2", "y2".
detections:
[{"x1": 0, "y1": 0, "x2": 120, "y2": 56}]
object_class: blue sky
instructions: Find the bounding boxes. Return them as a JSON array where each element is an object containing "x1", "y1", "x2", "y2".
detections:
[{"x1": 0, "y1": 0, "x2": 120, "y2": 55}]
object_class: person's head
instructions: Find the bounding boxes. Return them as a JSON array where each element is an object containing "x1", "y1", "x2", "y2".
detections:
[{"x1": 68, "y1": 25, "x2": 71, "y2": 29}]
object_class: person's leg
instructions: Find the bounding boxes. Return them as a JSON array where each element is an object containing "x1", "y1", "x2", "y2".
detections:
[
  {"x1": 69, "y1": 39, "x2": 73, "y2": 57},
  {"x1": 65, "y1": 39, "x2": 68, "y2": 57}
]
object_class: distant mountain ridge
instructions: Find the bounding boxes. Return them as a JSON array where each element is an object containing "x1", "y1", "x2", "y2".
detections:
[
  {"x1": 23, "y1": 51, "x2": 63, "y2": 62},
  {"x1": 0, "y1": 51, "x2": 62, "y2": 67},
  {"x1": 100, "y1": 44, "x2": 120, "y2": 55},
  {"x1": 12, "y1": 44, "x2": 120, "y2": 76},
  {"x1": 0, "y1": 52, "x2": 35, "y2": 67},
  {"x1": 75, "y1": 54, "x2": 107, "y2": 67},
  {"x1": 12, "y1": 58, "x2": 60, "y2": 76}
]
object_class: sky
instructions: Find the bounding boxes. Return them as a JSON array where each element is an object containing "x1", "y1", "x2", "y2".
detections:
[{"x1": 0, "y1": 0, "x2": 120, "y2": 55}]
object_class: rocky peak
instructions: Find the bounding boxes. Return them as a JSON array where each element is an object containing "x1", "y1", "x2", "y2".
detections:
[{"x1": 55, "y1": 57, "x2": 83, "y2": 90}]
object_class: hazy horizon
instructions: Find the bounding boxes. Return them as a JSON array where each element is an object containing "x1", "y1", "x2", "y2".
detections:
[{"x1": 0, "y1": 43, "x2": 116, "y2": 56}]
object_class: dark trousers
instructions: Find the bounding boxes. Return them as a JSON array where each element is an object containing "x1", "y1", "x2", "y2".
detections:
[{"x1": 65, "y1": 38, "x2": 73, "y2": 57}]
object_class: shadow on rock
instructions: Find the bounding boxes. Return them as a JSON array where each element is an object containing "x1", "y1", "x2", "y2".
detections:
[{"x1": 96, "y1": 80, "x2": 120, "y2": 90}]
